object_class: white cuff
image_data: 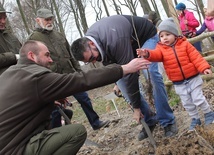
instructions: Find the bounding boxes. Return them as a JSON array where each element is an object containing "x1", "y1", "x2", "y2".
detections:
[{"x1": 15, "y1": 54, "x2": 20, "y2": 60}]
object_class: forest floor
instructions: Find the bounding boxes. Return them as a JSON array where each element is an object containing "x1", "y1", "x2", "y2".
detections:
[
  {"x1": 71, "y1": 44, "x2": 214, "y2": 155},
  {"x1": 69, "y1": 78, "x2": 214, "y2": 155}
]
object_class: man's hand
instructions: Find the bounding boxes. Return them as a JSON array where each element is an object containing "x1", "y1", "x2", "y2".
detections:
[
  {"x1": 121, "y1": 58, "x2": 151, "y2": 76},
  {"x1": 55, "y1": 98, "x2": 72, "y2": 108},
  {"x1": 133, "y1": 108, "x2": 144, "y2": 123},
  {"x1": 113, "y1": 85, "x2": 122, "y2": 97}
]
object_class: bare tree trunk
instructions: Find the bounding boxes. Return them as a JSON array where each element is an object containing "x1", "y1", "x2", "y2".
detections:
[
  {"x1": 151, "y1": 0, "x2": 159, "y2": 15},
  {"x1": 68, "y1": 0, "x2": 83, "y2": 37},
  {"x1": 102, "y1": 0, "x2": 110, "y2": 16},
  {"x1": 118, "y1": 0, "x2": 138, "y2": 16},
  {"x1": 16, "y1": 0, "x2": 31, "y2": 35},
  {"x1": 161, "y1": 0, "x2": 170, "y2": 17},
  {"x1": 196, "y1": 0, "x2": 205, "y2": 18},
  {"x1": 90, "y1": 0, "x2": 103, "y2": 21},
  {"x1": 111, "y1": 0, "x2": 121, "y2": 15},
  {"x1": 138, "y1": 0, "x2": 151, "y2": 14},
  {"x1": 52, "y1": 0, "x2": 65, "y2": 37},
  {"x1": 74, "y1": 0, "x2": 88, "y2": 33},
  {"x1": 166, "y1": 0, "x2": 181, "y2": 35}
]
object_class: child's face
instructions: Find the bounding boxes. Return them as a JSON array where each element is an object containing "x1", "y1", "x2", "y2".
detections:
[{"x1": 159, "y1": 31, "x2": 176, "y2": 45}]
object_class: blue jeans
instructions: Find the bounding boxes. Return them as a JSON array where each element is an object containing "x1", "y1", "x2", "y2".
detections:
[
  {"x1": 141, "y1": 34, "x2": 175, "y2": 127},
  {"x1": 73, "y1": 92, "x2": 100, "y2": 128},
  {"x1": 193, "y1": 41, "x2": 202, "y2": 53}
]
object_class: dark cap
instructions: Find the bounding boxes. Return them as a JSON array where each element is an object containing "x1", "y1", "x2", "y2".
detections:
[
  {"x1": 0, "y1": 6, "x2": 12, "y2": 14},
  {"x1": 175, "y1": 3, "x2": 186, "y2": 11},
  {"x1": 36, "y1": 8, "x2": 54, "y2": 18}
]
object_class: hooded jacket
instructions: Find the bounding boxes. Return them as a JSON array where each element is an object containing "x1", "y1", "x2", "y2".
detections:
[
  {"x1": 0, "y1": 57, "x2": 123, "y2": 155},
  {"x1": 0, "y1": 29, "x2": 21, "y2": 74},
  {"x1": 28, "y1": 25, "x2": 81, "y2": 74},
  {"x1": 85, "y1": 15, "x2": 156, "y2": 108},
  {"x1": 178, "y1": 10, "x2": 199, "y2": 34},
  {"x1": 147, "y1": 37, "x2": 210, "y2": 82}
]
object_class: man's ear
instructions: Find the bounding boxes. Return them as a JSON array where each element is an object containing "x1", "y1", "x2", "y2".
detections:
[
  {"x1": 88, "y1": 40, "x2": 94, "y2": 46},
  {"x1": 27, "y1": 51, "x2": 35, "y2": 61},
  {"x1": 35, "y1": 18, "x2": 40, "y2": 24}
]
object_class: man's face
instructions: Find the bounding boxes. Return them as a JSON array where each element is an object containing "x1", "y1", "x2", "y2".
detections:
[
  {"x1": 37, "y1": 17, "x2": 54, "y2": 31},
  {"x1": 34, "y1": 43, "x2": 53, "y2": 68},
  {"x1": 82, "y1": 44, "x2": 100, "y2": 65},
  {"x1": 0, "y1": 13, "x2": 7, "y2": 30}
]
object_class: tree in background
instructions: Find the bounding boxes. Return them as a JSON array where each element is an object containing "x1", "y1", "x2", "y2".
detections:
[{"x1": 4, "y1": 0, "x2": 209, "y2": 49}]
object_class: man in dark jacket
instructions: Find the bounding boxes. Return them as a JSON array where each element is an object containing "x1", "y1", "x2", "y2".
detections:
[
  {"x1": 0, "y1": 40, "x2": 150, "y2": 155},
  {"x1": 71, "y1": 15, "x2": 178, "y2": 140},
  {"x1": 28, "y1": 8, "x2": 109, "y2": 130},
  {"x1": 0, "y1": 6, "x2": 21, "y2": 74}
]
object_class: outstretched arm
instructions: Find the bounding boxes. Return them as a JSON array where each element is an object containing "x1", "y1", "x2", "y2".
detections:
[{"x1": 121, "y1": 58, "x2": 151, "y2": 75}]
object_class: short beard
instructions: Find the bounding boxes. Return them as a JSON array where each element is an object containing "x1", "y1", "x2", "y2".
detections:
[{"x1": 40, "y1": 22, "x2": 54, "y2": 31}]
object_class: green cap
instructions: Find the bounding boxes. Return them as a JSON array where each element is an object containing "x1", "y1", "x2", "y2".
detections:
[
  {"x1": 36, "y1": 8, "x2": 54, "y2": 18},
  {"x1": 0, "y1": 6, "x2": 12, "y2": 14}
]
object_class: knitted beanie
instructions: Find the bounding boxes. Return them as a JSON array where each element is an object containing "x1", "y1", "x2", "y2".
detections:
[
  {"x1": 175, "y1": 3, "x2": 186, "y2": 11},
  {"x1": 158, "y1": 17, "x2": 179, "y2": 36}
]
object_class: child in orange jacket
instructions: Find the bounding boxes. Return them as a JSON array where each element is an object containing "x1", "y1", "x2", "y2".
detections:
[{"x1": 137, "y1": 17, "x2": 214, "y2": 131}]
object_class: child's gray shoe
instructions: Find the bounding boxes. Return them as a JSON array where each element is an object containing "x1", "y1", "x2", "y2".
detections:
[
  {"x1": 189, "y1": 118, "x2": 201, "y2": 131},
  {"x1": 204, "y1": 111, "x2": 214, "y2": 125}
]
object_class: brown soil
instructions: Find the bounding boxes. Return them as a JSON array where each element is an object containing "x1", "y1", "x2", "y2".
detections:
[{"x1": 76, "y1": 80, "x2": 214, "y2": 155}]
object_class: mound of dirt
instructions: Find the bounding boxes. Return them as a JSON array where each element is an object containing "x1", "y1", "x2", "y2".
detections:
[{"x1": 76, "y1": 81, "x2": 214, "y2": 155}]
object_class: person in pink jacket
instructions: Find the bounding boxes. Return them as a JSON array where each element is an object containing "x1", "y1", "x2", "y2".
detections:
[
  {"x1": 137, "y1": 18, "x2": 214, "y2": 131},
  {"x1": 175, "y1": 2, "x2": 202, "y2": 53},
  {"x1": 193, "y1": 8, "x2": 214, "y2": 41}
]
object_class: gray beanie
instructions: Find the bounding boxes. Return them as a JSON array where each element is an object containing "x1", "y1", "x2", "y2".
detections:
[{"x1": 158, "y1": 17, "x2": 178, "y2": 36}]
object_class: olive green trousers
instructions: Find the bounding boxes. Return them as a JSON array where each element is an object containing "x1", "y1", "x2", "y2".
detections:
[{"x1": 23, "y1": 124, "x2": 87, "y2": 155}]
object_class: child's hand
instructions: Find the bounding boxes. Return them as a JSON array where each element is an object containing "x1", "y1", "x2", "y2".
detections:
[
  {"x1": 136, "y1": 49, "x2": 149, "y2": 58},
  {"x1": 204, "y1": 69, "x2": 212, "y2": 74}
]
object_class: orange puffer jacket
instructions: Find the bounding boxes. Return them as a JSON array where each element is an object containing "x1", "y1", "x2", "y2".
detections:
[{"x1": 147, "y1": 37, "x2": 210, "y2": 82}]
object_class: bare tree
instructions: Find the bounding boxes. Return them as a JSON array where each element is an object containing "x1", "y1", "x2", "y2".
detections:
[
  {"x1": 118, "y1": 0, "x2": 138, "y2": 16},
  {"x1": 52, "y1": 0, "x2": 65, "y2": 36},
  {"x1": 138, "y1": 0, "x2": 151, "y2": 14},
  {"x1": 89, "y1": 0, "x2": 103, "y2": 21},
  {"x1": 16, "y1": 0, "x2": 30, "y2": 35},
  {"x1": 195, "y1": 0, "x2": 205, "y2": 18},
  {"x1": 102, "y1": 0, "x2": 110, "y2": 16},
  {"x1": 66, "y1": 0, "x2": 83, "y2": 37},
  {"x1": 109, "y1": 0, "x2": 122, "y2": 15},
  {"x1": 161, "y1": 0, "x2": 171, "y2": 17},
  {"x1": 74, "y1": 0, "x2": 88, "y2": 33}
]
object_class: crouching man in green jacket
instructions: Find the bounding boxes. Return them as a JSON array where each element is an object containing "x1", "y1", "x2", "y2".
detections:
[{"x1": 0, "y1": 40, "x2": 151, "y2": 155}]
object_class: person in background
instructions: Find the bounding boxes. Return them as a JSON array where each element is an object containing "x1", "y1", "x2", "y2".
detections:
[
  {"x1": 71, "y1": 15, "x2": 178, "y2": 141},
  {"x1": 207, "y1": 0, "x2": 214, "y2": 16},
  {"x1": 0, "y1": 40, "x2": 149, "y2": 155},
  {"x1": 28, "y1": 8, "x2": 109, "y2": 130},
  {"x1": 193, "y1": 7, "x2": 214, "y2": 41},
  {"x1": 175, "y1": 2, "x2": 202, "y2": 53},
  {"x1": 137, "y1": 18, "x2": 214, "y2": 131},
  {"x1": 0, "y1": 6, "x2": 21, "y2": 74}
]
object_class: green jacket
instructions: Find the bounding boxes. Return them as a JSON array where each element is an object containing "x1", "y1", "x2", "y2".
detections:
[
  {"x1": 0, "y1": 29, "x2": 21, "y2": 74},
  {"x1": 28, "y1": 27, "x2": 81, "y2": 74},
  {"x1": 0, "y1": 57, "x2": 123, "y2": 155}
]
